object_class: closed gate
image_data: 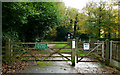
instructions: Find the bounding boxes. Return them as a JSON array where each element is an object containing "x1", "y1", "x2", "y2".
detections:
[
  {"x1": 3, "y1": 38, "x2": 106, "y2": 66},
  {"x1": 76, "y1": 40, "x2": 105, "y2": 63},
  {"x1": 3, "y1": 38, "x2": 74, "y2": 65}
]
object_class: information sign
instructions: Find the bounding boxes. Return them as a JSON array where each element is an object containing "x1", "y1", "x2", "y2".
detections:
[
  {"x1": 84, "y1": 43, "x2": 89, "y2": 51},
  {"x1": 36, "y1": 43, "x2": 48, "y2": 49}
]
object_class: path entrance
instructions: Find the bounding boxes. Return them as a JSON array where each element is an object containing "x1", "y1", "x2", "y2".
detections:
[
  {"x1": 2, "y1": 38, "x2": 120, "y2": 74},
  {"x1": 17, "y1": 41, "x2": 118, "y2": 74},
  {"x1": 17, "y1": 59, "x2": 117, "y2": 73}
]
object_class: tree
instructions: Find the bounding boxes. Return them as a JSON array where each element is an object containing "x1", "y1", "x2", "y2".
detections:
[
  {"x1": 2, "y1": 2, "x2": 63, "y2": 42},
  {"x1": 81, "y1": 1, "x2": 119, "y2": 39},
  {"x1": 55, "y1": 26, "x2": 68, "y2": 41}
]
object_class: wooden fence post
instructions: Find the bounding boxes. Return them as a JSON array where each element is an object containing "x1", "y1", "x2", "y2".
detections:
[
  {"x1": 97, "y1": 40, "x2": 99, "y2": 55},
  {"x1": 102, "y1": 41, "x2": 105, "y2": 60},
  {"x1": 76, "y1": 37, "x2": 78, "y2": 63},
  {"x1": 71, "y1": 39, "x2": 75, "y2": 66},
  {"x1": 67, "y1": 38, "x2": 71, "y2": 46},
  {"x1": 5, "y1": 38, "x2": 11, "y2": 64},
  {"x1": 89, "y1": 40, "x2": 91, "y2": 47},
  {"x1": 110, "y1": 40, "x2": 112, "y2": 64},
  {"x1": 105, "y1": 39, "x2": 110, "y2": 65}
]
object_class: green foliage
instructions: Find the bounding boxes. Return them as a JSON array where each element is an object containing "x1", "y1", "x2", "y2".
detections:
[
  {"x1": 98, "y1": 38, "x2": 120, "y2": 41},
  {"x1": 2, "y1": 2, "x2": 63, "y2": 42},
  {"x1": 81, "y1": 1, "x2": 119, "y2": 39},
  {"x1": 2, "y1": 1, "x2": 119, "y2": 42},
  {"x1": 55, "y1": 26, "x2": 68, "y2": 41}
]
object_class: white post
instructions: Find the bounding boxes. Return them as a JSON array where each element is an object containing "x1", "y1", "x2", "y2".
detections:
[
  {"x1": 71, "y1": 39, "x2": 75, "y2": 66},
  {"x1": 72, "y1": 40, "x2": 75, "y2": 49}
]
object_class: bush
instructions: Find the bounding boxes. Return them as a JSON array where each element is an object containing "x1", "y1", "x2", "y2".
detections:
[{"x1": 98, "y1": 38, "x2": 120, "y2": 41}]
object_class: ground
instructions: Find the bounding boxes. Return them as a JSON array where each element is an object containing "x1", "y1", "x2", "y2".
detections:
[
  {"x1": 2, "y1": 44, "x2": 120, "y2": 74},
  {"x1": 16, "y1": 57, "x2": 119, "y2": 74}
]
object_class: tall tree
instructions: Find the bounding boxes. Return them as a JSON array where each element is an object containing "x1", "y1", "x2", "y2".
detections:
[
  {"x1": 81, "y1": 1, "x2": 118, "y2": 39},
  {"x1": 2, "y1": 2, "x2": 63, "y2": 42}
]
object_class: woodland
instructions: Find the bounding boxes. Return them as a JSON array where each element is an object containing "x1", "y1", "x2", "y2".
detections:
[{"x1": 2, "y1": 1, "x2": 120, "y2": 42}]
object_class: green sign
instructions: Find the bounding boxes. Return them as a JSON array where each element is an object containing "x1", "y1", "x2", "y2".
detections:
[
  {"x1": 68, "y1": 36, "x2": 70, "y2": 39},
  {"x1": 36, "y1": 43, "x2": 48, "y2": 49}
]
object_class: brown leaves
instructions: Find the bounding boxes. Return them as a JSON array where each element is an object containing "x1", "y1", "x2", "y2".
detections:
[{"x1": 2, "y1": 61, "x2": 30, "y2": 74}]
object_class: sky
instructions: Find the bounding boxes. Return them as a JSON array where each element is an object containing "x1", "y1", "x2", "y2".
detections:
[
  {"x1": 63, "y1": 0, "x2": 91, "y2": 10},
  {"x1": 62, "y1": 0, "x2": 118, "y2": 11}
]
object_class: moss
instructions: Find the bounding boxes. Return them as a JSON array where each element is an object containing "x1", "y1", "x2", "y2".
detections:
[{"x1": 36, "y1": 61, "x2": 51, "y2": 67}]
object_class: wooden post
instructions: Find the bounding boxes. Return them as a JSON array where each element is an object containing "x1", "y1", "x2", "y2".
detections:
[
  {"x1": 97, "y1": 40, "x2": 99, "y2": 55},
  {"x1": 76, "y1": 37, "x2": 78, "y2": 63},
  {"x1": 67, "y1": 38, "x2": 71, "y2": 46},
  {"x1": 89, "y1": 40, "x2": 91, "y2": 50},
  {"x1": 71, "y1": 39, "x2": 75, "y2": 66},
  {"x1": 116, "y1": 44, "x2": 119, "y2": 62},
  {"x1": 11, "y1": 41, "x2": 13, "y2": 57},
  {"x1": 102, "y1": 41, "x2": 105, "y2": 60},
  {"x1": 67, "y1": 38, "x2": 69, "y2": 43},
  {"x1": 105, "y1": 39, "x2": 110, "y2": 65},
  {"x1": 5, "y1": 38, "x2": 11, "y2": 64},
  {"x1": 118, "y1": 42, "x2": 120, "y2": 63},
  {"x1": 110, "y1": 40, "x2": 112, "y2": 64}
]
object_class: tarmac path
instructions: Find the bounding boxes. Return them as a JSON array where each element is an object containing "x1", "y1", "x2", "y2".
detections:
[{"x1": 17, "y1": 44, "x2": 119, "y2": 74}]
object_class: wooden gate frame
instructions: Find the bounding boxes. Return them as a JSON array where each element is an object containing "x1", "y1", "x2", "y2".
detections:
[
  {"x1": 4, "y1": 38, "x2": 76, "y2": 65},
  {"x1": 76, "y1": 38, "x2": 105, "y2": 63}
]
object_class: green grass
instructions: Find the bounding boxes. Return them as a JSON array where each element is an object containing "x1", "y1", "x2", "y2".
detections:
[
  {"x1": 55, "y1": 44, "x2": 85, "y2": 54},
  {"x1": 42, "y1": 40, "x2": 67, "y2": 42},
  {"x1": 59, "y1": 49, "x2": 71, "y2": 52},
  {"x1": 54, "y1": 44, "x2": 70, "y2": 48},
  {"x1": 54, "y1": 44, "x2": 90, "y2": 56},
  {"x1": 79, "y1": 54, "x2": 86, "y2": 56},
  {"x1": 54, "y1": 44, "x2": 71, "y2": 53}
]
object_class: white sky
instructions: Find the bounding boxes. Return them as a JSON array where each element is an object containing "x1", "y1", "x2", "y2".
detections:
[
  {"x1": 62, "y1": 0, "x2": 118, "y2": 11},
  {"x1": 63, "y1": 0, "x2": 91, "y2": 10}
]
